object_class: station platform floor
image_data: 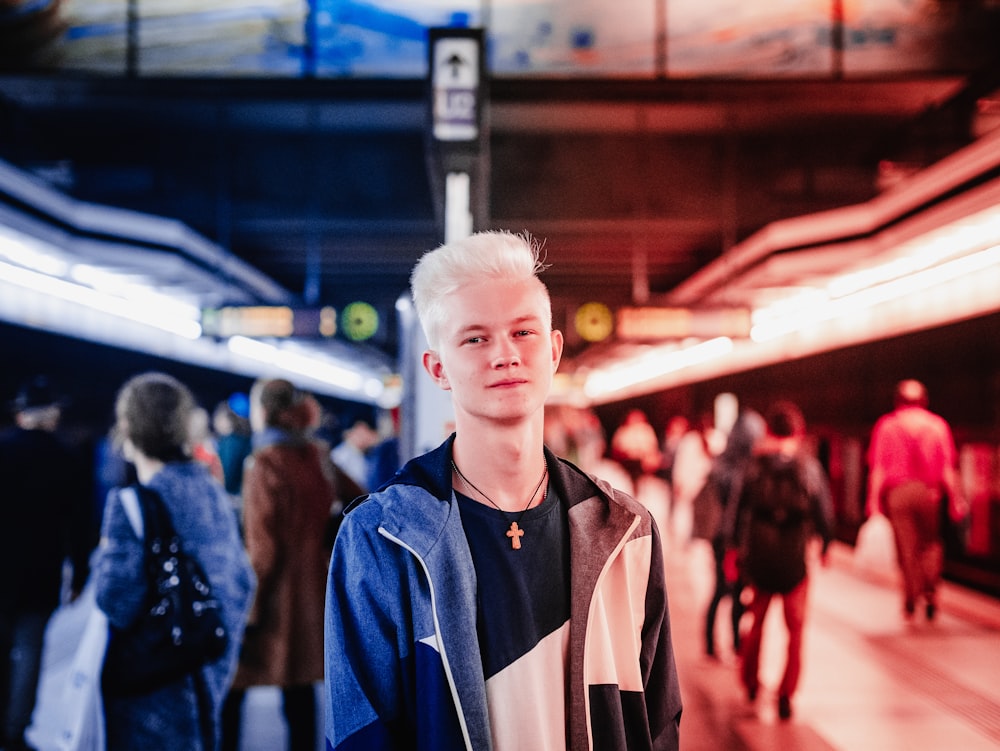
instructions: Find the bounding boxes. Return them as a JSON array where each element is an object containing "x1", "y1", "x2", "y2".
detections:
[{"x1": 26, "y1": 540, "x2": 1000, "y2": 751}]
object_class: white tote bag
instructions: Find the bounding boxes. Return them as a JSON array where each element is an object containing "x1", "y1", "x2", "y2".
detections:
[
  {"x1": 55, "y1": 487, "x2": 148, "y2": 750},
  {"x1": 54, "y1": 600, "x2": 109, "y2": 751},
  {"x1": 854, "y1": 513, "x2": 897, "y2": 574}
]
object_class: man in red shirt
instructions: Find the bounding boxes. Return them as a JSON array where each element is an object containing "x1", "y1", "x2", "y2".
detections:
[{"x1": 866, "y1": 380, "x2": 966, "y2": 620}]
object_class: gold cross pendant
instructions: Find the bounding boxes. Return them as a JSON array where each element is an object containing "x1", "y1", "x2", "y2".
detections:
[{"x1": 506, "y1": 521, "x2": 524, "y2": 550}]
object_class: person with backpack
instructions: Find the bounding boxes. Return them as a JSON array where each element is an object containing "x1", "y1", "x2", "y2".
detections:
[{"x1": 725, "y1": 400, "x2": 834, "y2": 721}]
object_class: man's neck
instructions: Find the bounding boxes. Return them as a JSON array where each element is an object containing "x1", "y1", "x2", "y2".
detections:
[{"x1": 451, "y1": 419, "x2": 547, "y2": 510}]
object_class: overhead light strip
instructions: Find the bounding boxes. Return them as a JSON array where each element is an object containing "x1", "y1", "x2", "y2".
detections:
[
  {"x1": 578, "y1": 205, "x2": 1000, "y2": 403},
  {"x1": 0, "y1": 259, "x2": 203, "y2": 339},
  {"x1": 752, "y1": 243, "x2": 1000, "y2": 342},
  {"x1": 0, "y1": 224, "x2": 386, "y2": 401},
  {"x1": 583, "y1": 336, "x2": 734, "y2": 399}
]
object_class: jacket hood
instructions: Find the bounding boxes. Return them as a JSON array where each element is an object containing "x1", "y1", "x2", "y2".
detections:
[{"x1": 386, "y1": 433, "x2": 456, "y2": 501}]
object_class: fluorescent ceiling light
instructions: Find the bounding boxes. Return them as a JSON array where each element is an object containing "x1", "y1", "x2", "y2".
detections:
[
  {"x1": 227, "y1": 336, "x2": 374, "y2": 396},
  {"x1": 0, "y1": 259, "x2": 203, "y2": 339},
  {"x1": 584, "y1": 336, "x2": 733, "y2": 399},
  {"x1": 0, "y1": 224, "x2": 71, "y2": 276},
  {"x1": 576, "y1": 188, "x2": 1000, "y2": 404},
  {"x1": 0, "y1": 219, "x2": 387, "y2": 402},
  {"x1": 826, "y1": 206, "x2": 1000, "y2": 298},
  {"x1": 70, "y1": 263, "x2": 202, "y2": 321},
  {"x1": 752, "y1": 242, "x2": 1000, "y2": 342}
]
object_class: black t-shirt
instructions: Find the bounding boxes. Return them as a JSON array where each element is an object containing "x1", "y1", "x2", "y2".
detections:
[{"x1": 455, "y1": 478, "x2": 570, "y2": 679}]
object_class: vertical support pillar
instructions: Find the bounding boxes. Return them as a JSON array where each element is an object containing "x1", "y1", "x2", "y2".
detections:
[
  {"x1": 126, "y1": 0, "x2": 139, "y2": 76},
  {"x1": 831, "y1": 0, "x2": 845, "y2": 79},
  {"x1": 400, "y1": 27, "x2": 489, "y2": 462}
]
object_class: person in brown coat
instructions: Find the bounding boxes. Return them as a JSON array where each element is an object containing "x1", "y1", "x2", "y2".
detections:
[{"x1": 221, "y1": 378, "x2": 337, "y2": 751}]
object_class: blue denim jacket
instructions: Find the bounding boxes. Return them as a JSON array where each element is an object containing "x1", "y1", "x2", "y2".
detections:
[
  {"x1": 95, "y1": 461, "x2": 255, "y2": 751},
  {"x1": 324, "y1": 436, "x2": 682, "y2": 751}
]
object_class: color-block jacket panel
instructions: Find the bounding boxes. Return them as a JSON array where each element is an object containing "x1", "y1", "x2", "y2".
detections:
[
  {"x1": 324, "y1": 436, "x2": 682, "y2": 751},
  {"x1": 566, "y1": 477, "x2": 681, "y2": 751}
]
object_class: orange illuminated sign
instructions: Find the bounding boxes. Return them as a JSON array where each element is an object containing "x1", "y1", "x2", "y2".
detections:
[
  {"x1": 616, "y1": 306, "x2": 751, "y2": 340},
  {"x1": 201, "y1": 306, "x2": 343, "y2": 339}
]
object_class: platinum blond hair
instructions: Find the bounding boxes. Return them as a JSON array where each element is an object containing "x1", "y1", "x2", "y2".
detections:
[{"x1": 409, "y1": 230, "x2": 551, "y2": 350}]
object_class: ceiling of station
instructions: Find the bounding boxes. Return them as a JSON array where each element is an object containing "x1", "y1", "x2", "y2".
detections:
[
  {"x1": 0, "y1": 4, "x2": 998, "y2": 382},
  {"x1": 3, "y1": 73, "x2": 992, "y2": 363}
]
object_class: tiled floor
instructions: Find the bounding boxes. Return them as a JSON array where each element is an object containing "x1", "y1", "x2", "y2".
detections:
[{"x1": 28, "y1": 540, "x2": 1000, "y2": 751}]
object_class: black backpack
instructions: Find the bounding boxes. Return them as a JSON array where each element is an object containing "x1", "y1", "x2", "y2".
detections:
[{"x1": 740, "y1": 454, "x2": 812, "y2": 593}]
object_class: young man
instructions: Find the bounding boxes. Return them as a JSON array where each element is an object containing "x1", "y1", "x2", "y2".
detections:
[{"x1": 324, "y1": 231, "x2": 682, "y2": 750}]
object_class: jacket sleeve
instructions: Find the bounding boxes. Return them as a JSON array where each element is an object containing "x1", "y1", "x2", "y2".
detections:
[
  {"x1": 64, "y1": 442, "x2": 95, "y2": 593},
  {"x1": 94, "y1": 488, "x2": 148, "y2": 629},
  {"x1": 324, "y1": 503, "x2": 410, "y2": 751},
  {"x1": 645, "y1": 518, "x2": 683, "y2": 750}
]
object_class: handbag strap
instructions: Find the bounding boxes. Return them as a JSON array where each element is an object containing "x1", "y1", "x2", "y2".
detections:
[
  {"x1": 119, "y1": 486, "x2": 145, "y2": 540},
  {"x1": 119, "y1": 484, "x2": 175, "y2": 547}
]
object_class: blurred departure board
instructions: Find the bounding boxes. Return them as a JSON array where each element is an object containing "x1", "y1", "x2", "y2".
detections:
[{"x1": 201, "y1": 305, "x2": 339, "y2": 339}]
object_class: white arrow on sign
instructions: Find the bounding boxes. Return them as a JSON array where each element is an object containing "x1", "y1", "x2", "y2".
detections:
[
  {"x1": 432, "y1": 36, "x2": 480, "y2": 141},
  {"x1": 433, "y1": 38, "x2": 479, "y2": 89}
]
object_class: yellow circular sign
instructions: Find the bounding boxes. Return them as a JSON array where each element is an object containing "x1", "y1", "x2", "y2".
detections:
[
  {"x1": 341, "y1": 302, "x2": 379, "y2": 341},
  {"x1": 574, "y1": 302, "x2": 613, "y2": 342}
]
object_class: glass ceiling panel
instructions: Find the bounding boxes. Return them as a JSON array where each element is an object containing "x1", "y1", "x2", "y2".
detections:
[
  {"x1": 666, "y1": 0, "x2": 833, "y2": 77},
  {"x1": 842, "y1": 0, "x2": 971, "y2": 74},
  {"x1": 0, "y1": 0, "x2": 992, "y2": 78},
  {"x1": 488, "y1": 0, "x2": 658, "y2": 77}
]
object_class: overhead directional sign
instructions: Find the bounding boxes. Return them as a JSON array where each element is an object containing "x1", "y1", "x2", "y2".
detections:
[
  {"x1": 201, "y1": 306, "x2": 340, "y2": 339},
  {"x1": 430, "y1": 30, "x2": 482, "y2": 142}
]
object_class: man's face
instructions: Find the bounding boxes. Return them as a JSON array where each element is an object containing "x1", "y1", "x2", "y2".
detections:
[{"x1": 424, "y1": 277, "x2": 563, "y2": 426}]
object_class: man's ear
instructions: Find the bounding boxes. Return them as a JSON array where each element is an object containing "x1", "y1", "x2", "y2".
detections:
[
  {"x1": 550, "y1": 329, "x2": 564, "y2": 373},
  {"x1": 422, "y1": 350, "x2": 451, "y2": 391}
]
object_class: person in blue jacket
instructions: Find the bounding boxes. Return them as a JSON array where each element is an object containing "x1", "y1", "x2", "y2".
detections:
[
  {"x1": 324, "y1": 230, "x2": 682, "y2": 751},
  {"x1": 96, "y1": 372, "x2": 255, "y2": 750}
]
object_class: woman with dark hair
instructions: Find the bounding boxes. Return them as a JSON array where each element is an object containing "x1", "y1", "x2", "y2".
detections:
[
  {"x1": 95, "y1": 372, "x2": 255, "y2": 750},
  {"x1": 222, "y1": 378, "x2": 336, "y2": 751}
]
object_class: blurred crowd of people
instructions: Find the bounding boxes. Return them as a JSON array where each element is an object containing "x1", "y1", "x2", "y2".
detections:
[
  {"x1": 0, "y1": 371, "x2": 399, "y2": 751},
  {"x1": 543, "y1": 381, "x2": 962, "y2": 722},
  {"x1": 0, "y1": 365, "x2": 964, "y2": 748}
]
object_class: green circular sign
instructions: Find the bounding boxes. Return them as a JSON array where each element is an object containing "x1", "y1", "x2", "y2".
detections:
[{"x1": 341, "y1": 302, "x2": 379, "y2": 341}]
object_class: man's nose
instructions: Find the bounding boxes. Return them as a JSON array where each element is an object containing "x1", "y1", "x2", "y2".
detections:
[{"x1": 491, "y1": 341, "x2": 521, "y2": 368}]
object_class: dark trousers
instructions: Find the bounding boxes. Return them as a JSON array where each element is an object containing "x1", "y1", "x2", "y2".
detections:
[
  {"x1": 222, "y1": 684, "x2": 317, "y2": 751},
  {"x1": 704, "y1": 538, "x2": 743, "y2": 656},
  {"x1": 885, "y1": 480, "x2": 943, "y2": 611},
  {"x1": 0, "y1": 610, "x2": 49, "y2": 747}
]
